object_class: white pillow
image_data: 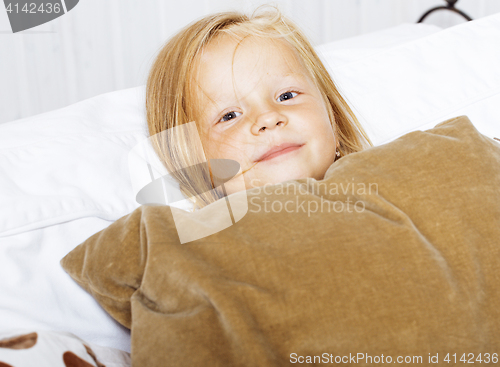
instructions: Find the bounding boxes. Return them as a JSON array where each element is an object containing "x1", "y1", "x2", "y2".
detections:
[
  {"x1": 321, "y1": 12, "x2": 500, "y2": 145},
  {"x1": 0, "y1": 87, "x2": 147, "y2": 237},
  {"x1": 316, "y1": 22, "x2": 442, "y2": 68}
]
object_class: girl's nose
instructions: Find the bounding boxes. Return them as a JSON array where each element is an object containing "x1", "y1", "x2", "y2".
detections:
[{"x1": 251, "y1": 110, "x2": 288, "y2": 134}]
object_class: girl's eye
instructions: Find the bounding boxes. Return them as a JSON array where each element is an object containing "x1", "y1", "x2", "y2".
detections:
[
  {"x1": 220, "y1": 111, "x2": 242, "y2": 122},
  {"x1": 277, "y1": 91, "x2": 298, "y2": 102}
]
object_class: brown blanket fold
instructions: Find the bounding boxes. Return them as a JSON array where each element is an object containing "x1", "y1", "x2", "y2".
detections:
[{"x1": 61, "y1": 116, "x2": 500, "y2": 366}]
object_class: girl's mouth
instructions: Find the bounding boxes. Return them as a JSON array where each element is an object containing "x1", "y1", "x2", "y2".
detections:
[{"x1": 256, "y1": 143, "x2": 304, "y2": 162}]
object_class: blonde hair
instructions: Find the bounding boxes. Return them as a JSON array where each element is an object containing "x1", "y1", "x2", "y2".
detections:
[{"x1": 146, "y1": 5, "x2": 372, "y2": 211}]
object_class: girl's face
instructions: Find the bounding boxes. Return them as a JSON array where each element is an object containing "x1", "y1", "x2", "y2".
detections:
[{"x1": 193, "y1": 34, "x2": 337, "y2": 194}]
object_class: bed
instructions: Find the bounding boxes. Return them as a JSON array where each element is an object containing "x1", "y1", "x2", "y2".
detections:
[{"x1": 1, "y1": 13, "x2": 499, "y2": 367}]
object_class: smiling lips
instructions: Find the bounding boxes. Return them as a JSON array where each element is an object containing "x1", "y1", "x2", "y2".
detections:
[{"x1": 256, "y1": 143, "x2": 304, "y2": 162}]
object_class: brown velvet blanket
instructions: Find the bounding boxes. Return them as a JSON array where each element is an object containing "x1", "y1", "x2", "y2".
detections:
[{"x1": 61, "y1": 116, "x2": 500, "y2": 366}]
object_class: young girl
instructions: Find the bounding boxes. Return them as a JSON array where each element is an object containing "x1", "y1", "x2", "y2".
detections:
[{"x1": 145, "y1": 6, "x2": 372, "y2": 211}]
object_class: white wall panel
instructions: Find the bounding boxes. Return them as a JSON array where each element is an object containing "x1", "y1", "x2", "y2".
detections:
[{"x1": 1, "y1": 0, "x2": 499, "y2": 124}]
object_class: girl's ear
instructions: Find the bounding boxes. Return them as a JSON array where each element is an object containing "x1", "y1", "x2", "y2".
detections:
[{"x1": 334, "y1": 143, "x2": 341, "y2": 162}]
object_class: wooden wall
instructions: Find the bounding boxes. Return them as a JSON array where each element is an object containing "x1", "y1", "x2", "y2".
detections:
[{"x1": 1, "y1": 0, "x2": 499, "y2": 124}]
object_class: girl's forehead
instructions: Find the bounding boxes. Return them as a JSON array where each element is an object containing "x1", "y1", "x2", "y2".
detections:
[
  {"x1": 194, "y1": 34, "x2": 309, "y2": 97},
  {"x1": 200, "y1": 34, "x2": 305, "y2": 75}
]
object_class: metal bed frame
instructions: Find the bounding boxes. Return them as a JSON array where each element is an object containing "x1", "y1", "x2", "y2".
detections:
[{"x1": 417, "y1": 0, "x2": 473, "y2": 23}]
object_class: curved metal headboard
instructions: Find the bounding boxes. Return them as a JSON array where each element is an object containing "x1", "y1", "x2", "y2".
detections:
[{"x1": 417, "y1": 0, "x2": 473, "y2": 23}]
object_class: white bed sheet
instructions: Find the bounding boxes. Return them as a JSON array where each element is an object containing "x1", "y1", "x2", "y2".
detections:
[{"x1": 0, "y1": 217, "x2": 131, "y2": 352}]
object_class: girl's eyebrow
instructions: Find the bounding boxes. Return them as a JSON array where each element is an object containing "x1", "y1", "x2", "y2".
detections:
[
  {"x1": 272, "y1": 71, "x2": 305, "y2": 80},
  {"x1": 278, "y1": 71, "x2": 312, "y2": 86},
  {"x1": 281, "y1": 71, "x2": 303, "y2": 78}
]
